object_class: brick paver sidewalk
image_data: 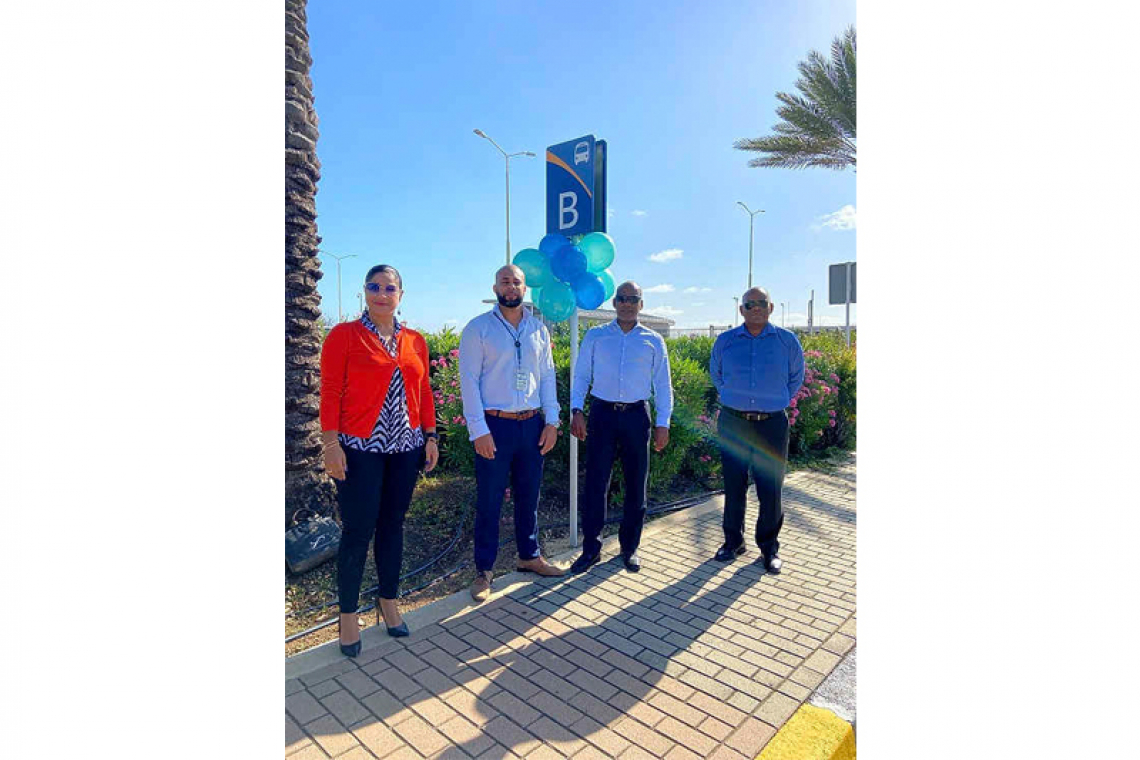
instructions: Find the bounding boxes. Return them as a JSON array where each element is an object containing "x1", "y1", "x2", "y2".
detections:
[{"x1": 287, "y1": 453, "x2": 856, "y2": 759}]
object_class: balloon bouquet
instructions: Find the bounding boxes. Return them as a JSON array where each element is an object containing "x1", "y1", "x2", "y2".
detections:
[{"x1": 512, "y1": 232, "x2": 616, "y2": 322}]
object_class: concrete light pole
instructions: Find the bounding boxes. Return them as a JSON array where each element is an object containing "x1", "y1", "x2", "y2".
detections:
[
  {"x1": 323, "y1": 252, "x2": 357, "y2": 323},
  {"x1": 474, "y1": 129, "x2": 536, "y2": 265},
  {"x1": 736, "y1": 202, "x2": 765, "y2": 289},
  {"x1": 733, "y1": 296, "x2": 739, "y2": 327}
]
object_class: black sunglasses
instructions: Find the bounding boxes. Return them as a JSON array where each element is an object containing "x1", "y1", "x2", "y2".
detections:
[
  {"x1": 614, "y1": 295, "x2": 641, "y2": 304},
  {"x1": 742, "y1": 300, "x2": 769, "y2": 311},
  {"x1": 365, "y1": 283, "x2": 400, "y2": 295}
]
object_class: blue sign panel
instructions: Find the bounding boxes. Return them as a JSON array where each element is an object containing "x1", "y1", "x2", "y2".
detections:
[{"x1": 546, "y1": 135, "x2": 595, "y2": 236}]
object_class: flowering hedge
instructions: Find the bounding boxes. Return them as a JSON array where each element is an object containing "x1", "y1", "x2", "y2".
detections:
[{"x1": 418, "y1": 326, "x2": 855, "y2": 489}]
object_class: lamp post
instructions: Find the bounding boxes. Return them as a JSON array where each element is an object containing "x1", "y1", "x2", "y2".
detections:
[
  {"x1": 733, "y1": 296, "x2": 739, "y2": 327},
  {"x1": 474, "y1": 129, "x2": 536, "y2": 266},
  {"x1": 781, "y1": 302, "x2": 786, "y2": 327},
  {"x1": 323, "y1": 252, "x2": 357, "y2": 323},
  {"x1": 736, "y1": 202, "x2": 765, "y2": 289}
]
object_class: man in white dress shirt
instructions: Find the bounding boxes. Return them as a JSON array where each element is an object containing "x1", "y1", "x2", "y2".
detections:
[
  {"x1": 568, "y1": 281, "x2": 673, "y2": 574},
  {"x1": 458, "y1": 265, "x2": 566, "y2": 603}
]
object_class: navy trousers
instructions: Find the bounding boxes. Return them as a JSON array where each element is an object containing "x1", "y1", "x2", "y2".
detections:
[
  {"x1": 473, "y1": 414, "x2": 546, "y2": 571},
  {"x1": 335, "y1": 444, "x2": 424, "y2": 611},
  {"x1": 717, "y1": 410, "x2": 789, "y2": 557},
  {"x1": 581, "y1": 400, "x2": 652, "y2": 558}
]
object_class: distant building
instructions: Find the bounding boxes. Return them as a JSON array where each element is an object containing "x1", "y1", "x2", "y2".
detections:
[{"x1": 481, "y1": 300, "x2": 676, "y2": 337}]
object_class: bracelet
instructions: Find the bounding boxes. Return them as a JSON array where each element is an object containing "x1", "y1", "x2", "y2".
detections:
[{"x1": 322, "y1": 441, "x2": 340, "y2": 450}]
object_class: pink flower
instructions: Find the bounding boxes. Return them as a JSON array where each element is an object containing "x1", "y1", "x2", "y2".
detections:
[
  {"x1": 505, "y1": 488, "x2": 512, "y2": 500},
  {"x1": 452, "y1": 415, "x2": 462, "y2": 424},
  {"x1": 447, "y1": 394, "x2": 456, "y2": 403},
  {"x1": 430, "y1": 359, "x2": 438, "y2": 367},
  {"x1": 437, "y1": 359, "x2": 448, "y2": 369},
  {"x1": 789, "y1": 398, "x2": 798, "y2": 408},
  {"x1": 829, "y1": 373, "x2": 840, "y2": 383},
  {"x1": 451, "y1": 381, "x2": 458, "y2": 388},
  {"x1": 828, "y1": 419, "x2": 837, "y2": 427},
  {"x1": 450, "y1": 349, "x2": 460, "y2": 358},
  {"x1": 789, "y1": 417, "x2": 796, "y2": 426},
  {"x1": 557, "y1": 429, "x2": 563, "y2": 436},
  {"x1": 828, "y1": 409, "x2": 837, "y2": 417},
  {"x1": 458, "y1": 416, "x2": 465, "y2": 425}
]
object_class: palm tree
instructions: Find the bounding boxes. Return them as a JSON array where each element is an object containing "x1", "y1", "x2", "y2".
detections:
[
  {"x1": 735, "y1": 26, "x2": 856, "y2": 171},
  {"x1": 285, "y1": 0, "x2": 336, "y2": 523}
]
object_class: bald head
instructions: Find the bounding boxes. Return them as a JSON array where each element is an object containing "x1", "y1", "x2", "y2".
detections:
[
  {"x1": 616, "y1": 281, "x2": 642, "y2": 299},
  {"x1": 739, "y1": 286, "x2": 773, "y2": 331},
  {"x1": 742, "y1": 287, "x2": 770, "y2": 303},
  {"x1": 496, "y1": 264, "x2": 525, "y2": 285},
  {"x1": 493, "y1": 265, "x2": 526, "y2": 310}
]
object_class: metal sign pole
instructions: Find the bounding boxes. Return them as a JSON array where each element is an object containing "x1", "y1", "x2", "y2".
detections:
[
  {"x1": 845, "y1": 264, "x2": 852, "y2": 347},
  {"x1": 568, "y1": 308, "x2": 579, "y2": 547}
]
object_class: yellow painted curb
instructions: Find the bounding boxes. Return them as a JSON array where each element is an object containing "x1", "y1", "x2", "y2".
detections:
[{"x1": 757, "y1": 703, "x2": 855, "y2": 760}]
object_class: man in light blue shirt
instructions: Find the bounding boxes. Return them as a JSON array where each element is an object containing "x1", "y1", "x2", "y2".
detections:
[
  {"x1": 709, "y1": 286, "x2": 804, "y2": 573},
  {"x1": 459, "y1": 265, "x2": 565, "y2": 603},
  {"x1": 568, "y1": 281, "x2": 673, "y2": 574}
]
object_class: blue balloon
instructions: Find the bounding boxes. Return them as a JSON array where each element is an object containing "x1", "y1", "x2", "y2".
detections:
[
  {"x1": 513, "y1": 248, "x2": 553, "y2": 288},
  {"x1": 538, "y1": 280, "x2": 576, "y2": 322},
  {"x1": 571, "y1": 272, "x2": 605, "y2": 310},
  {"x1": 597, "y1": 269, "x2": 615, "y2": 301},
  {"x1": 539, "y1": 233, "x2": 570, "y2": 257},
  {"x1": 550, "y1": 244, "x2": 587, "y2": 283}
]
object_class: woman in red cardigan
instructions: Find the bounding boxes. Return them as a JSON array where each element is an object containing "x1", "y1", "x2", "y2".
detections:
[{"x1": 320, "y1": 264, "x2": 438, "y2": 657}]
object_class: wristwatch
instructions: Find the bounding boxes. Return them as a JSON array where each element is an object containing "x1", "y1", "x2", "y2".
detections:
[{"x1": 425, "y1": 432, "x2": 439, "y2": 442}]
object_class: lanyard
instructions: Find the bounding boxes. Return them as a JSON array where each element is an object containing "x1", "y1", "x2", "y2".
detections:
[{"x1": 492, "y1": 311, "x2": 524, "y2": 367}]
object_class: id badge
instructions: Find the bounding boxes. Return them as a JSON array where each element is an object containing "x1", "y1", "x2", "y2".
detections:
[{"x1": 514, "y1": 369, "x2": 528, "y2": 391}]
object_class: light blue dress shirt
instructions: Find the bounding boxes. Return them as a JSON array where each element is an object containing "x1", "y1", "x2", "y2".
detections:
[
  {"x1": 710, "y1": 323, "x2": 805, "y2": 412},
  {"x1": 458, "y1": 305, "x2": 560, "y2": 441},
  {"x1": 571, "y1": 320, "x2": 674, "y2": 428}
]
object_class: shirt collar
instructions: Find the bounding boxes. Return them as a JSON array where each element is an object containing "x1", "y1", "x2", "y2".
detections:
[
  {"x1": 608, "y1": 319, "x2": 642, "y2": 334},
  {"x1": 492, "y1": 303, "x2": 532, "y2": 330},
  {"x1": 734, "y1": 322, "x2": 774, "y2": 339},
  {"x1": 360, "y1": 311, "x2": 401, "y2": 337}
]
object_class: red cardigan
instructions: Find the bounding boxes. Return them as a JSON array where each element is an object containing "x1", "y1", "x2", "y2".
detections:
[{"x1": 319, "y1": 321, "x2": 437, "y2": 438}]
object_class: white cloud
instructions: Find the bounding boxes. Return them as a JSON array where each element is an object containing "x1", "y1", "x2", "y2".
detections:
[
  {"x1": 631, "y1": 210, "x2": 648, "y2": 217},
  {"x1": 815, "y1": 204, "x2": 856, "y2": 231},
  {"x1": 644, "y1": 284, "x2": 674, "y2": 293},
  {"x1": 683, "y1": 286, "x2": 712, "y2": 293},
  {"x1": 648, "y1": 248, "x2": 683, "y2": 263},
  {"x1": 647, "y1": 305, "x2": 684, "y2": 318},
  {"x1": 690, "y1": 302, "x2": 706, "y2": 307},
  {"x1": 442, "y1": 318, "x2": 458, "y2": 326},
  {"x1": 607, "y1": 207, "x2": 615, "y2": 218}
]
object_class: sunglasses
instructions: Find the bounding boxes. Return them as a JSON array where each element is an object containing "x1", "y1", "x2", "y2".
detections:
[
  {"x1": 365, "y1": 283, "x2": 400, "y2": 295},
  {"x1": 614, "y1": 295, "x2": 641, "y2": 304},
  {"x1": 742, "y1": 300, "x2": 769, "y2": 311}
]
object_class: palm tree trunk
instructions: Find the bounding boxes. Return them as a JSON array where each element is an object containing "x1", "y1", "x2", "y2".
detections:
[{"x1": 285, "y1": 0, "x2": 336, "y2": 524}]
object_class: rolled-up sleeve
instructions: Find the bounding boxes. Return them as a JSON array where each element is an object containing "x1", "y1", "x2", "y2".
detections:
[
  {"x1": 538, "y1": 324, "x2": 560, "y2": 424},
  {"x1": 319, "y1": 325, "x2": 349, "y2": 432},
  {"x1": 571, "y1": 330, "x2": 594, "y2": 410},
  {"x1": 458, "y1": 322, "x2": 489, "y2": 441},
  {"x1": 652, "y1": 337, "x2": 674, "y2": 427}
]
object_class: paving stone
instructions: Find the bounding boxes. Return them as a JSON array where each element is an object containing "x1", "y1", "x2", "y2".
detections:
[
  {"x1": 487, "y1": 690, "x2": 542, "y2": 728},
  {"x1": 287, "y1": 690, "x2": 329, "y2": 725},
  {"x1": 527, "y1": 690, "x2": 586, "y2": 728},
  {"x1": 571, "y1": 716, "x2": 632, "y2": 757},
  {"x1": 527, "y1": 716, "x2": 586, "y2": 755},
  {"x1": 304, "y1": 713, "x2": 361, "y2": 758},
  {"x1": 287, "y1": 743, "x2": 331, "y2": 759},
  {"x1": 319, "y1": 689, "x2": 372, "y2": 728},
  {"x1": 612, "y1": 717, "x2": 676, "y2": 757},
  {"x1": 566, "y1": 669, "x2": 619, "y2": 702},
  {"x1": 755, "y1": 690, "x2": 800, "y2": 729},
  {"x1": 804, "y1": 647, "x2": 842, "y2": 675},
  {"x1": 300, "y1": 659, "x2": 357, "y2": 688},
  {"x1": 391, "y1": 714, "x2": 450, "y2": 757},
  {"x1": 337, "y1": 668, "x2": 382, "y2": 699},
  {"x1": 724, "y1": 717, "x2": 777, "y2": 757},
  {"x1": 409, "y1": 694, "x2": 460, "y2": 726},
  {"x1": 647, "y1": 692, "x2": 705, "y2": 728},
  {"x1": 697, "y1": 715, "x2": 734, "y2": 742},
  {"x1": 438, "y1": 715, "x2": 497, "y2": 757},
  {"x1": 359, "y1": 686, "x2": 406, "y2": 724},
  {"x1": 349, "y1": 718, "x2": 404, "y2": 758},
  {"x1": 482, "y1": 716, "x2": 541, "y2": 757},
  {"x1": 286, "y1": 714, "x2": 308, "y2": 752},
  {"x1": 440, "y1": 687, "x2": 500, "y2": 726},
  {"x1": 309, "y1": 679, "x2": 343, "y2": 700}
]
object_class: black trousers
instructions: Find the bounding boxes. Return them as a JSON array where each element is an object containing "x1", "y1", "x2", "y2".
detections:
[
  {"x1": 334, "y1": 444, "x2": 424, "y2": 612},
  {"x1": 581, "y1": 400, "x2": 652, "y2": 557},
  {"x1": 718, "y1": 409, "x2": 790, "y2": 557}
]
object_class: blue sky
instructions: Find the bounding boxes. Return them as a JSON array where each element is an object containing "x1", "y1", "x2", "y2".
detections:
[{"x1": 308, "y1": 0, "x2": 856, "y2": 333}]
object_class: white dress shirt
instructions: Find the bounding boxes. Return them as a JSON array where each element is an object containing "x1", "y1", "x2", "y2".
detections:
[{"x1": 458, "y1": 305, "x2": 560, "y2": 441}]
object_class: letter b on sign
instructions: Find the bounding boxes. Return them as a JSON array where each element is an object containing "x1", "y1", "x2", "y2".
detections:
[{"x1": 559, "y1": 192, "x2": 579, "y2": 230}]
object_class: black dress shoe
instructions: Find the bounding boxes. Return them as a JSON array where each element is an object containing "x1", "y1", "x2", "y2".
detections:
[
  {"x1": 622, "y1": 551, "x2": 641, "y2": 573},
  {"x1": 762, "y1": 554, "x2": 783, "y2": 574},
  {"x1": 714, "y1": 543, "x2": 746, "y2": 562},
  {"x1": 571, "y1": 552, "x2": 600, "y2": 574}
]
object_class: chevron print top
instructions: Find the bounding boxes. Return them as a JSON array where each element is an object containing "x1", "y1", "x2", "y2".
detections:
[{"x1": 338, "y1": 313, "x2": 425, "y2": 455}]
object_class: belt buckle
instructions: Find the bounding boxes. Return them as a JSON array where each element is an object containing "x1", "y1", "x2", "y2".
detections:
[{"x1": 613, "y1": 402, "x2": 629, "y2": 411}]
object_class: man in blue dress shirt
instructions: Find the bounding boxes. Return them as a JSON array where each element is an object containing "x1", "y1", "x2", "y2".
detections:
[
  {"x1": 709, "y1": 286, "x2": 804, "y2": 573},
  {"x1": 459, "y1": 265, "x2": 566, "y2": 604},
  {"x1": 568, "y1": 281, "x2": 674, "y2": 574}
]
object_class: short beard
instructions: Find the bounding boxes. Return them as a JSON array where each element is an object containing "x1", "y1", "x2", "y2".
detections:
[{"x1": 497, "y1": 293, "x2": 523, "y2": 308}]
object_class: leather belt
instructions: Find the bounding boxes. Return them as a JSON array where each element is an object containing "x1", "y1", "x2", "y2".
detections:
[
  {"x1": 485, "y1": 408, "x2": 542, "y2": 421},
  {"x1": 722, "y1": 406, "x2": 784, "y2": 422},
  {"x1": 592, "y1": 398, "x2": 647, "y2": 412}
]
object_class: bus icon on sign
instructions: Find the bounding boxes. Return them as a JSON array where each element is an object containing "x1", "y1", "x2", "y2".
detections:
[{"x1": 574, "y1": 141, "x2": 589, "y2": 165}]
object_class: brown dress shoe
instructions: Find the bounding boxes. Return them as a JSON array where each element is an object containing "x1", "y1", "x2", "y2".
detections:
[
  {"x1": 470, "y1": 570, "x2": 493, "y2": 603},
  {"x1": 516, "y1": 556, "x2": 566, "y2": 577}
]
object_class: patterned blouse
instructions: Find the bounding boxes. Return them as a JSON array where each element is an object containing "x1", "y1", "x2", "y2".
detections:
[{"x1": 338, "y1": 313, "x2": 426, "y2": 454}]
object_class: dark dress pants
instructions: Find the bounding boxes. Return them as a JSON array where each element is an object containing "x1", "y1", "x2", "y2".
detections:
[
  {"x1": 718, "y1": 410, "x2": 790, "y2": 557},
  {"x1": 473, "y1": 414, "x2": 545, "y2": 572},
  {"x1": 335, "y1": 444, "x2": 424, "y2": 612},
  {"x1": 581, "y1": 401, "x2": 651, "y2": 558}
]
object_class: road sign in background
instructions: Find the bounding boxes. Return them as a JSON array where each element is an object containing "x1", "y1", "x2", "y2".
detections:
[
  {"x1": 546, "y1": 135, "x2": 595, "y2": 236},
  {"x1": 829, "y1": 262, "x2": 856, "y2": 304}
]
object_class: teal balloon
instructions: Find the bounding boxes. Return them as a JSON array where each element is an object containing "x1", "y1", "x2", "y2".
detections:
[
  {"x1": 538, "y1": 280, "x2": 576, "y2": 322},
  {"x1": 513, "y1": 248, "x2": 552, "y2": 288},
  {"x1": 597, "y1": 269, "x2": 615, "y2": 301},
  {"x1": 571, "y1": 272, "x2": 605, "y2": 310},
  {"x1": 550, "y1": 244, "x2": 587, "y2": 283},
  {"x1": 580, "y1": 232, "x2": 615, "y2": 273},
  {"x1": 527, "y1": 286, "x2": 541, "y2": 307},
  {"x1": 539, "y1": 233, "x2": 570, "y2": 257}
]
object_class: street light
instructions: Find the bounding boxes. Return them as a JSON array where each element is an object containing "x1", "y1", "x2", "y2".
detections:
[
  {"x1": 322, "y1": 251, "x2": 356, "y2": 323},
  {"x1": 781, "y1": 302, "x2": 786, "y2": 327},
  {"x1": 736, "y1": 202, "x2": 765, "y2": 289},
  {"x1": 733, "y1": 296, "x2": 739, "y2": 327},
  {"x1": 474, "y1": 129, "x2": 536, "y2": 266}
]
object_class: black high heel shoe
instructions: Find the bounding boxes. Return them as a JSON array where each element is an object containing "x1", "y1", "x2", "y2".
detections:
[
  {"x1": 378, "y1": 603, "x2": 410, "y2": 638},
  {"x1": 339, "y1": 615, "x2": 362, "y2": 658}
]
